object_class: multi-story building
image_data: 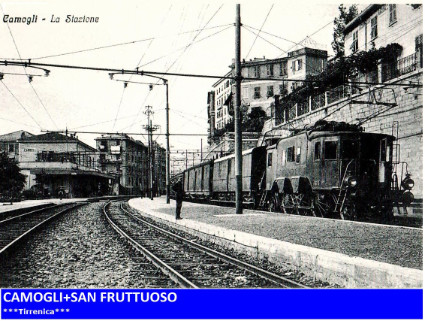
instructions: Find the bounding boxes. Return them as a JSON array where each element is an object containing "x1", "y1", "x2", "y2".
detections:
[
  {"x1": 206, "y1": 47, "x2": 327, "y2": 157},
  {"x1": 209, "y1": 47, "x2": 327, "y2": 132},
  {"x1": 18, "y1": 132, "x2": 112, "y2": 197},
  {"x1": 0, "y1": 130, "x2": 33, "y2": 160},
  {"x1": 152, "y1": 141, "x2": 166, "y2": 196},
  {"x1": 96, "y1": 134, "x2": 148, "y2": 195}
]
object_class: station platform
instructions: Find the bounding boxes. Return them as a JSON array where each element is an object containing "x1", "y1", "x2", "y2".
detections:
[
  {"x1": 0, "y1": 198, "x2": 87, "y2": 213},
  {"x1": 128, "y1": 196, "x2": 423, "y2": 288}
]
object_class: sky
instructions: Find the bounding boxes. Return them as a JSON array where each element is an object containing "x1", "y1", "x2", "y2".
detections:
[{"x1": 0, "y1": 0, "x2": 365, "y2": 163}]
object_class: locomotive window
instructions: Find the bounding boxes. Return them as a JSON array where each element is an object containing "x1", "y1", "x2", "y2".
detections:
[
  {"x1": 286, "y1": 147, "x2": 295, "y2": 162},
  {"x1": 324, "y1": 141, "x2": 337, "y2": 160},
  {"x1": 341, "y1": 140, "x2": 358, "y2": 159},
  {"x1": 314, "y1": 142, "x2": 321, "y2": 161},
  {"x1": 296, "y1": 147, "x2": 301, "y2": 163},
  {"x1": 267, "y1": 153, "x2": 273, "y2": 167},
  {"x1": 380, "y1": 140, "x2": 386, "y2": 161}
]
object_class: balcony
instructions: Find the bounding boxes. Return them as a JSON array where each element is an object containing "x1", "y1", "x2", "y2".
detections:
[{"x1": 382, "y1": 52, "x2": 419, "y2": 82}]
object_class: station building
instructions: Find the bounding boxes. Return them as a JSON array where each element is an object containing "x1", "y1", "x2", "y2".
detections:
[
  {"x1": 17, "y1": 132, "x2": 113, "y2": 198},
  {"x1": 0, "y1": 130, "x2": 33, "y2": 160}
]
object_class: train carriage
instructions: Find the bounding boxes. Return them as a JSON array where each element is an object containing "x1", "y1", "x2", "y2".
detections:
[
  {"x1": 183, "y1": 160, "x2": 213, "y2": 200},
  {"x1": 212, "y1": 146, "x2": 266, "y2": 205}
]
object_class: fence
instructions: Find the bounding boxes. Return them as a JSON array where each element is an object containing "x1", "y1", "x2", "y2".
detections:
[{"x1": 277, "y1": 53, "x2": 421, "y2": 126}]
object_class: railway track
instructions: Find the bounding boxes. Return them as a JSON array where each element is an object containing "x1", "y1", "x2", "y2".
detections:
[
  {"x1": 0, "y1": 203, "x2": 85, "y2": 256},
  {"x1": 103, "y1": 201, "x2": 307, "y2": 289}
]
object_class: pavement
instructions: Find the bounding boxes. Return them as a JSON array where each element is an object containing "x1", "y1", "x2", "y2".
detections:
[{"x1": 128, "y1": 196, "x2": 423, "y2": 289}]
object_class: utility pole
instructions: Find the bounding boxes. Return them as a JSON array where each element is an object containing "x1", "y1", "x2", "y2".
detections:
[
  {"x1": 235, "y1": 4, "x2": 243, "y2": 214},
  {"x1": 200, "y1": 139, "x2": 203, "y2": 162},
  {"x1": 186, "y1": 150, "x2": 188, "y2": 170},
  {"x1": 143, "y1": 106, "x2": 159, "y2": 200},
  {"x1": 165, "y1": 80, "x2": 170, "y2": 204}
]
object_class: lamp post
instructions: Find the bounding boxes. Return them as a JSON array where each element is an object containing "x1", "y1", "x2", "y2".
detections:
[{"x1": 110, "y1": 73, "x2": 171, "y2": 205}]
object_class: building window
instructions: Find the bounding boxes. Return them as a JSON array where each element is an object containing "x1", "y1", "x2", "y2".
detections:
[
  {"x1": 291, "y1": 59, "x2": 302, "y2": 74},
  {"x1": 266, "y1": 64, "x2": 274, "y2": 77},
  {"x1": 286, "y1": 146, "x2": 295, "y2": 162},
  {"x1": 242, "y1": 87, "x2": 249, "y2": 99},
  {"x1": 279, "y1": 82, "x2": 288, "y2": 96},
  {"x1": 267, "y1": 86, "x2": 274, "y2": 98},
  {"x1": 279, "y1": 62, "x2": 287, "y2": 76},
  {"x1": 352, "y1": 30, "x2": 358, "y2": 53},
  {"x1": 8, "y1": 144, "x2": 14, "y2": 153},
  {"x1": 389, "y1": 4, "x2": 397, "y2": 25},
  {"x1": 254, "y1": 87, "x2": 261, "y2": 99},
  {"x1": 254, "y1": 65, "x2": 260, "y2": 78},
  {"x1": 371, "y1": 16, "x2": 378, "y2": 39}
]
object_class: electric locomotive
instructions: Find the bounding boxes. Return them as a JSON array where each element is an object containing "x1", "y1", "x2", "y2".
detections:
[{"x1": 262, "y1": 121, "x2": 413, "y2": 219}]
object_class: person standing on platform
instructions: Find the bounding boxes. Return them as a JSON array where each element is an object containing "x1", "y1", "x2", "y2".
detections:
[{"x1": 172, "y1": 179, "x2": 184, "y2": 220}]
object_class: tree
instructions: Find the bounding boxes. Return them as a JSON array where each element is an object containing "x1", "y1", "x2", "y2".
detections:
[
  {"x1": 0, "y1": 152, "x2": 26, "y2": 203},
  {"x1": 332, "y1": 4, "x2": 358, "y2": 58}
]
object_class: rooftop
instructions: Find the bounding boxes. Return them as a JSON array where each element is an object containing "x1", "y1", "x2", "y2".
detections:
[
  {"x1": 19, "y1": 132, "x2": 96, "y2": 151},
  {"x1": 0, "y1": 130, "x2": 33, "y2": 142}
]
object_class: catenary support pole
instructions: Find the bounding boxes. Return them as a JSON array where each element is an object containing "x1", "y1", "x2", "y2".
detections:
[
  {"x1": 165, "y1": 80, "x2": 170, "y2": 204},
  {"x1": 235, "y1": 4, "x2": 243, "y2": 214}
]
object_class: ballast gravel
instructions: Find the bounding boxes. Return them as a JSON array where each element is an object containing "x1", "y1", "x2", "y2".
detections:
[{"x1": 0, "y1": 202, "x2": 175, "y2": 288}]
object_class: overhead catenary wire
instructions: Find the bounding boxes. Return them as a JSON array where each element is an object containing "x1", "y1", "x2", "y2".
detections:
[
  {"x1": 0, "y1": 4, "x2": 59, "y2": 130},
  {"x1": 243, "y1": 24, "x2": 301, "y2": 47},
  {"x1": 0, "y1": 80, "x2": 43, "y2": 129},
  {"x1": 245, "y1": 5, "x2": 274, "y2": 59},
  {"x1": 14, "y1": 24, "x2": 233, "y2": 61},
  {"x1": 126, "y1": 4, "x2": 224, "y2": 132},
  {"x1": 0, "y1": 60, "x2": 421, "y2": 88},
  {"x1": 43, "y1": 129, "x2": 209, "y2": 136}
]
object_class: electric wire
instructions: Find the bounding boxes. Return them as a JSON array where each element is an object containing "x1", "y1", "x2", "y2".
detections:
[
  {"x1": 243, "y1": 24, "x2": 300, "y2": 46},
  {"x1": 0, "y1": 80, "x2": 43, "y2": 129},
  {"x1": 1, "y1": 5, "x2": 58, "y2": 130},
  {"x1": 127, "y1": 4, "x2": 224, "y2": 132},
  {"x1": 245, "y1": 5, "x2": 274, "y2": 59},
  {"x1": 22, "y1": 24, "x2": 232, "y2": 61},
  {"x1": 0, "y1": 116, "x2": 40, "y2": 129}
]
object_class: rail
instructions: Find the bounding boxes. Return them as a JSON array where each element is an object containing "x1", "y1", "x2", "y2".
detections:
[
  {"x1": 0, "y1": 203, "x2": 84, "y2": 255},
  {"x1": 102, "y1": 201, "x2": 198, "y2": 288},
  {"x1": 118, "y1": 202, "x2": 307, "y2": 288}
]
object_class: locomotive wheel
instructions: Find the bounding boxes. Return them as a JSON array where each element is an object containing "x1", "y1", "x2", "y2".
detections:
[
  {"x1": 313, "y1": 194, "x2": 331, "y2": 218},
  {"x1": 281, "y1": 193, "x2": 298, "y2": 215},
  {"x1": 268, "y1": 193, "x2": 279, "y2": 212}
]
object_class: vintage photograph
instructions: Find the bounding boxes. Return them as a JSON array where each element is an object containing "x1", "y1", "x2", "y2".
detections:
[{"x1": 0, "y1": 1, "x2": 422, "y2": 291}]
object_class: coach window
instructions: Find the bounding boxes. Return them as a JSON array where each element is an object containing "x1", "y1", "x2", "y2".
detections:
[
  {"x1": 286, "y1": 146, "x2": 295, "y2": 162},
  {"x1": 296, "y1": 146, "x2": 301, "y2": 164},
  {"x1": 342, "y1": 140, "x2": 358, "y2": 159},
  {"x1": 324, "y1": 141, "x2": 338, "y2": 160},
  {"x1": 314, "y1": 142, "x2": 321, "y2": 161},
  {"x1": 267, "y1": 152, "x2": 273, "y2": 167}
]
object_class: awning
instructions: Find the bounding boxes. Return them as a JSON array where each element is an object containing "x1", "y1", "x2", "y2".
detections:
[{"x1": 30, "y1": 168, "x2": 114, "y2": 179}]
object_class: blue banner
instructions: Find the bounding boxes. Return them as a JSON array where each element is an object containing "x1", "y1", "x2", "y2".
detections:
[{"x1": 0, "y1": 289, "x2": 423, "y2": 319}]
